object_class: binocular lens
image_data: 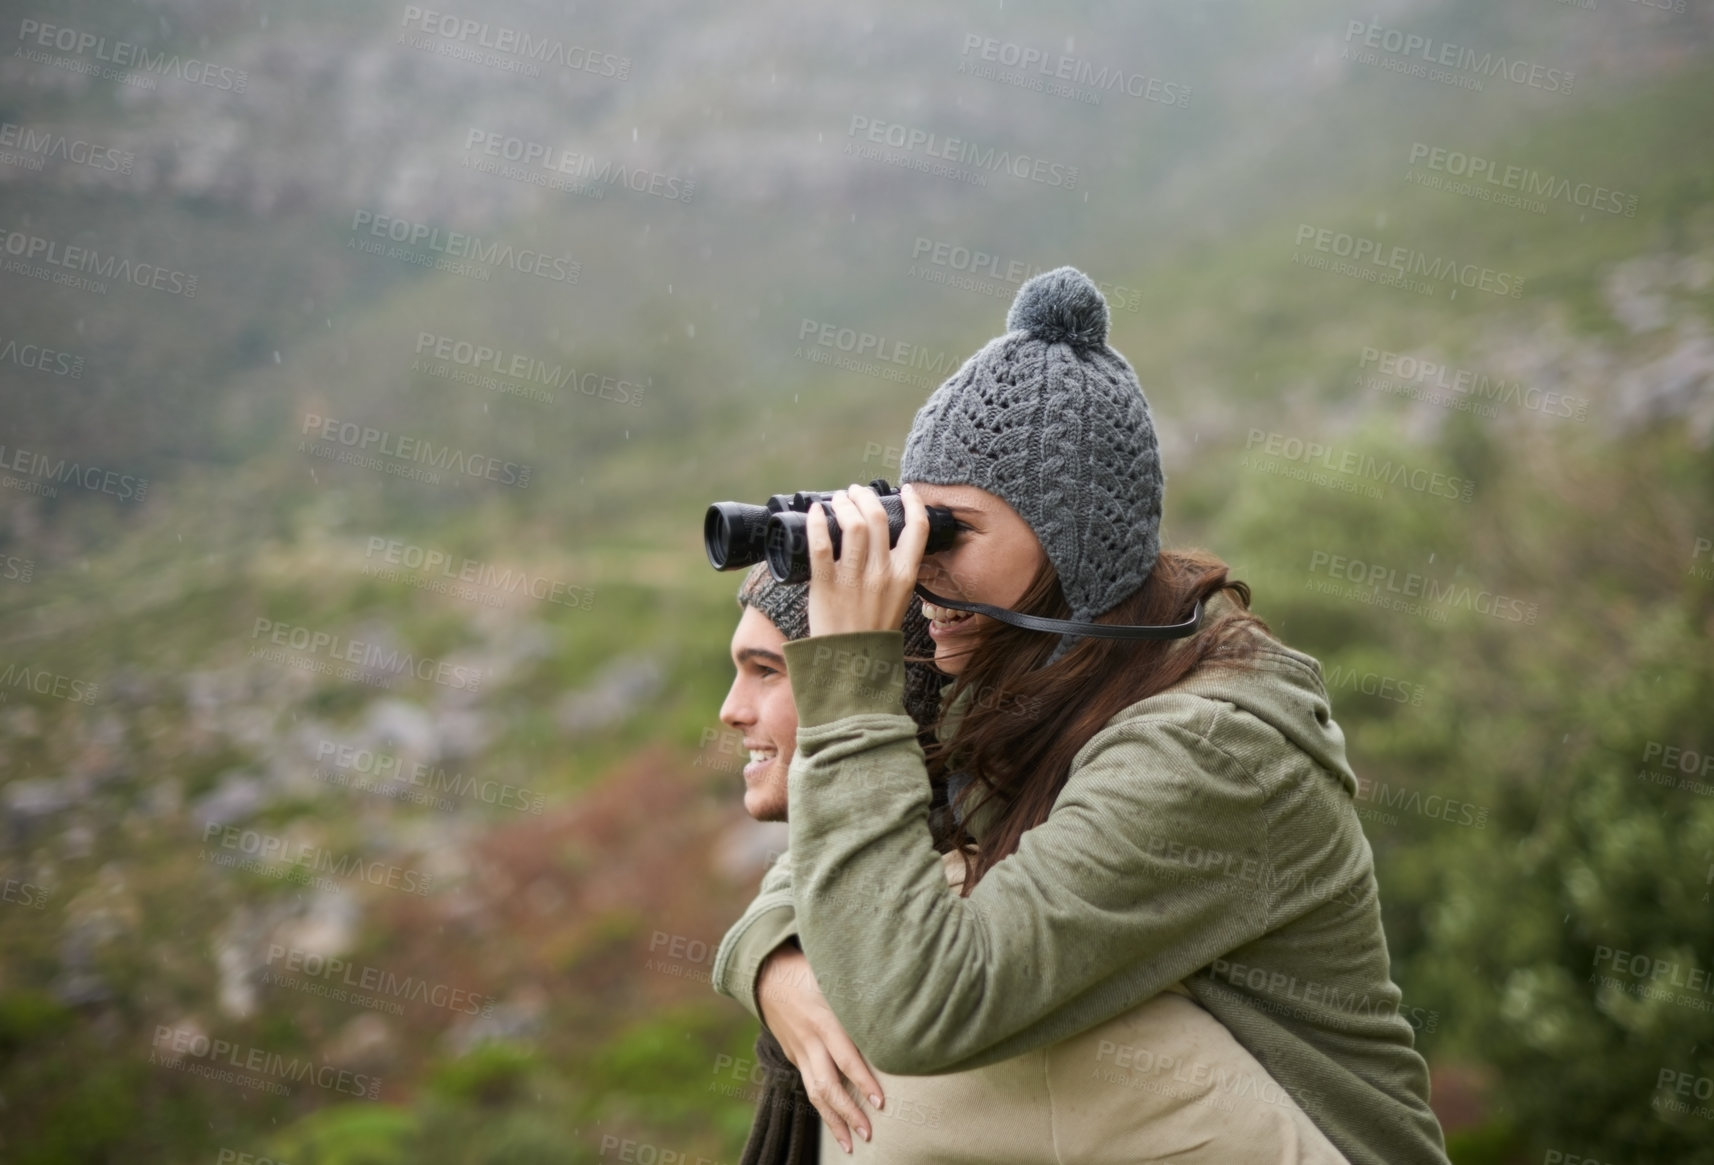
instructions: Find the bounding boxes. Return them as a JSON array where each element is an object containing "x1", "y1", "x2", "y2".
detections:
[
  {"x1": 703, "y1": 480, "x2": 955, "y2": 582},
  {"x1": 703, "y1": 502, "x2": 772, "y2": 571},
  {"x1": 764, "y1": 512, "x2": 815, "y2": 584}
]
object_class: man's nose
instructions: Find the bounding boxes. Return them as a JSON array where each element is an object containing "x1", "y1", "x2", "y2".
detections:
[{"x1": 719, "y1": 683, "x2": 751, "y2": 730}]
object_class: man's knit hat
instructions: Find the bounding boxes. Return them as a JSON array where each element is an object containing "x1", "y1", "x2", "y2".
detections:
[
  {"x1": 735, "y1": 560, "x2": 810, "y2": 643},
  {"x1": 898, "y1": 266, "x2": 1163, "y2": 663},
  {"x1": 735, "y1": 561, "x2": 943, "y2": 730}
]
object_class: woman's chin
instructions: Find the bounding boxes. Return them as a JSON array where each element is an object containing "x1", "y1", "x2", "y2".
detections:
[{"x1": 933, "y1": 642, "x2": 970, "y2": 676}]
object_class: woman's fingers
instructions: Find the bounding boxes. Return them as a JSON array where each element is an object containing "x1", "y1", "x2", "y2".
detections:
[
  {"x1": 826, "y1": 1027, "x2": 885, "y2": 1113},
  {"x1": 847, "y1": 483, "x2": 892, "y2": 578},
  {"x1": 754, "y1": 949, "x2": 882, "y2": 1153},
  {"x1": 827, "y1": 488, "x2": 865, "y2": 576},
  {"x1": 807, "y1": 484, "x2": 926, "y2": 635},
  {"x1": 806, "y1": 500, "x2": 832, "y2": 578},
  {"x1": 893, "y1": 482, "x2": 929, "y2": 583},
  {"x1": 803, "y1": 1045, "x2": 871, "y2": 1152}
]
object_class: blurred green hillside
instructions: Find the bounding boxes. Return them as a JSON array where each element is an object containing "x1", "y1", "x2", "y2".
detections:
[{"x1": 2, "y1": 0, "x2": 1713, "y2": 1162}]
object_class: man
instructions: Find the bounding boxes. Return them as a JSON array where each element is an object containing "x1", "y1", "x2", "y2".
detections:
[
  {"x1": 720, "y1": 563, "x2": 810, "y2": 824},
  {"x1": 717, "y1": 561, "x2": 944, "y2": 1164}
]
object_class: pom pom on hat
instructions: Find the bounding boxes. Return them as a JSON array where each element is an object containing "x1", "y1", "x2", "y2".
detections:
[{"x1": 1005, "y1": 266, "x2": 1109, "y2": 349}]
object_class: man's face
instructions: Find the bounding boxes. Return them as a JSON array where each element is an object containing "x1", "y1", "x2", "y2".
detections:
[{"x1": 719, "y1": 606, "x2": 799, "y2": 822}]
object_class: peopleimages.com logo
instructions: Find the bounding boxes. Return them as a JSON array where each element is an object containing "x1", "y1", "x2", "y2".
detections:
[
  {"x1": 299, "y1": 413, "x2": 531, "y2": 490},
  {"x1": 16, "y1": 19, "x2": 249, "y2": 92},
  {"x1": 0, "y1": 443, "x2": 148, "y2": 502},
  {"x1": 1306, "y1": 549, "x2": 1539, "y2": 625},
  {"x1": 0, "y1": 121, "x2": 133, "y2": 175},
  {"x1": 250, "y1": 616, "x2": 486, "y2": 693},
  {"x1": 0, "y1": 224, "x2": 197, "y2": 298},
  {"x1": 1293, "y1": 224, "x2": 1524, "y2": 299},
  {"x1": 201, "y1": 822, "x2": 434, "y2": 896},
  {"x1": 845, "y1": 115, "x2": 1080, "y2": 190},
  {"x1": 150, "y1": 1026, "x2": 379, "y2": 1099},
  {"x1": 346, "y1": 210, "x2": 580, "y2": 288},
  {"x1": 1406, "y1": 142, "x2": 1636, "y2": 218},
  {"x1": 412, "y1": 331, "x2": 645, "y2": 407},
  {"x1": 398, "y1": 7, "x2": 630, "y2": 80},
  {"x1": 1340, "y1": 18, "x2": 1573, "y2": 94}
]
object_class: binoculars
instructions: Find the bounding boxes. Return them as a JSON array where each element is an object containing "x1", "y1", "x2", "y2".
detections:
[{"x1": 704, "y1": 479, "x2": 960, "y2": 584}]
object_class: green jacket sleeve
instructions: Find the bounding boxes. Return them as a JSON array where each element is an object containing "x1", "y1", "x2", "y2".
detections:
[
  {"x1": 710, "y1": 848, "x2": 798, "y2": 1024},
  {"x1": 780, "y1": 630, "x2": 1280, "y2": 1077}
]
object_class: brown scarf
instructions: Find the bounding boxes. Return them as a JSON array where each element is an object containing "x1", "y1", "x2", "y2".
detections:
[{"x1": 738, "y1": 1026, "x2": 822, "y2": 1165}]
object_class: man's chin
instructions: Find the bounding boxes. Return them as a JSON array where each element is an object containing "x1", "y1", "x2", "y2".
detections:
[{"x1": 743, "y1": 788, "x2": 788, "y2": 823}]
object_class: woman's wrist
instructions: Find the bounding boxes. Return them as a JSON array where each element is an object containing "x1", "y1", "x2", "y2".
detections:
[
  {"x1": 757, "y1": 939, "x2": 805, "y2": 1027},
  {"x1": 782, "y1": 631, "x2": 909, "y2": 727}
]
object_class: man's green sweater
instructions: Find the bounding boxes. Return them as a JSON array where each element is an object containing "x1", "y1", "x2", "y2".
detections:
[{"x1": 711, "y1": 612, "x2": 1450, "y2": 1165}]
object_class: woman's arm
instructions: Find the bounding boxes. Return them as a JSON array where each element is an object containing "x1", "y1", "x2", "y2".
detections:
[
  {"x1": 711, "y1": 851, "x2": 885, "y2": 1154},
  {"x1": 779, "y1": 629, "x2": 1286, "y2": 1077}
]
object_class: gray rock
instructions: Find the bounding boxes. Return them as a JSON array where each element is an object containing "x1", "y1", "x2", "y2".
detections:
[
  {"x1": 4, "y1": 779, "x2": 73, "y2": 846},
  {"x1": 556, "y1": 655, "x2": 664, "y2": 736},
  {"x1": 191, "y1": 773, "x2": 273, "y2": 828}
]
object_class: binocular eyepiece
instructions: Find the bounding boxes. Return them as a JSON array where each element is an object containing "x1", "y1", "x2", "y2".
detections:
[{"x1": 704, "y1": 479, "x2": 960, "y2": 584}]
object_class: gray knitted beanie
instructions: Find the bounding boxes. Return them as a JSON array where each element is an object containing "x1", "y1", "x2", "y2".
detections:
[
  {"x1": 898, "y1": 266, "x2": 1163, "y2": 664},
  {"x1": 735, "y1": 560, "x2": 810, "y2": 642}
]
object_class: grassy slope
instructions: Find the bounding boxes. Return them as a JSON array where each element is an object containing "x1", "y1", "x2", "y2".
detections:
[{"x1": 3, "y1": 23, "x2": 1714, "y2": 1162}]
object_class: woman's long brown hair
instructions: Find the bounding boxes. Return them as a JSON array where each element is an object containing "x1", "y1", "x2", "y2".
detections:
[{"x1": 914, "y1": 548, "x2": 1271, "y2": 894}]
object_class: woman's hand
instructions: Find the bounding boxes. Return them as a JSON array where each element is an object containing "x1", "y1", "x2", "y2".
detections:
[
  {"x1": 757, "y1": 943, "x2": 884, "y2": 1154},
  {"x1": 805, "y1": 482, "x2": 930, "y2": 639}
]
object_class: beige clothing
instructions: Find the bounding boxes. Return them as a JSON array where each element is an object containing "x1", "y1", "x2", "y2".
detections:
[{"x1": 826, "y1": 850, "x2": 1352, "y2": 1164}]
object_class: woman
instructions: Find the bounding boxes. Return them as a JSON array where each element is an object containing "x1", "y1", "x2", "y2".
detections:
[
  {"x1": 726, "y1": 568, "x2": 1343, "y2": 1165},
  {"x1": 712, "y1": 268, "x2": 1450, "y2": 1164}
]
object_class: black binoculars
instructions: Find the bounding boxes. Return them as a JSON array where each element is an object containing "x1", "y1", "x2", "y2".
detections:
[{"x1": 704, "y1": 479, "x2": 960, "y2": 584}]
